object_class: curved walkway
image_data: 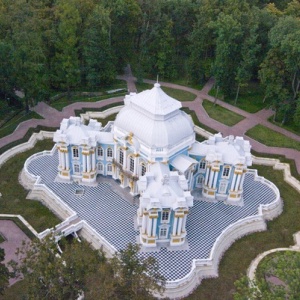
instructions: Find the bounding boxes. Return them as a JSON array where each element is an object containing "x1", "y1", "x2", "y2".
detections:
[
  {"x1": 1, "y1": 67, "x2": 300, "y2": 172},
  {"x1": 247, "y1": 231, "x2": 300, "y2": 282}
]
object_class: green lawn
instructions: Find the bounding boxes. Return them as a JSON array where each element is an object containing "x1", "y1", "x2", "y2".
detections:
[
  {"x1": 161, "y1": 86, "x2": 196, "y2": 102},
  {"x1": 0, "y1": 111, "x2": 43, "y2": 139},
  {"x1": 49, "y1": 80, "x2": 127, "y2": 111},
  {"x1": 181, "y1": 107, "x2": 218, "y2": 135},
  {"x1": 246, "y1": 125, "x2": 300, "y2": 151},
  {"x1": 50, "y1": 92, "x2": 126, "y2": 111},
  {"x1": 202, "y1": 99, "x2": 245, "y2": 126},
  {"x1": 209, "y1": 82, "x2": 270, "y2": 113},
  {"x1": 0, "y1": 139, "x2": 60, "y2": 233}
]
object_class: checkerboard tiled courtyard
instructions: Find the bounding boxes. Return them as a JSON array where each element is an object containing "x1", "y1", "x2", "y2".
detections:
[{"x1": 27, "y1": 150, "x2": 277, "y2": 281}]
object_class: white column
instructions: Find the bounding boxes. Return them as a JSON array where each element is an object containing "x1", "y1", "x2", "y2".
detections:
[
  {"x1": 205, "y1": 167, "x2": 210, "y2": 186},
  {"x1": 82, "y1": 154, "x2": 87, "y2": 172},
  {"x1": 152, "y1": 217, "x2": 157, "y2": 237},
  {"x1": 142, "y1": 214, "x2": 147, "y2": 234},
  {"x1": 182, "y1": 213, "x2": 188, "y2": 232},
  {"x1": 65, "y1": 151, "x2": 69, "y2": 170},
  {"x1": 208, "y1": 170, "x2": 214, "y2": 188},
  {"x1": 173, "y1": 217, "x2": 178, "y2": 236},
  {"x1": 87, "y1": 153, "x2": 92, "y2": 172},
  {"x1": 61, "y1": 151, "x2": 66, "y2": 170},
  {"x1": 177, "y1": 217, "x2": 183, "y2": 235},
  {"x1": 134, "y1": 157, "x2": 137, "y2": 175},
  {"x1": 123, "y1": 149, "x2": 127, "y2": 169},
  {"x1": 92, "y1": 150, "x2": 96, "y2": 171},
  {"x1": 235, "y1": 174, "x2": 242, "y2": 191},
  {"x1": 59, "y1": 150, "x2": 63, "y2": 168},
  {"x1": 231, "y1": 173, "x2": 237, "y2": 191},
  {"x1": 239, "y1": 173, "x2": 245, "y2": 190},
  {"x1": 147, "y1": 217, "x2": 152, "y2": 236},
  {"x1": 213, "y1": 170, "x2": 219, "y2": 189}
]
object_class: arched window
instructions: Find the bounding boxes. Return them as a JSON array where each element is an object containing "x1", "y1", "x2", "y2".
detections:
[
  {"x1": 141, "y1": 163, "x2": 146, "y2": 176},
  {"x1": 129, "y1": 156, "x2": 134, "y2": 172},
  {"x1": 97, "y1": 162, "x2": 103, "y2": 172},
  {"x1": 107, "y1": 164, "x2": 112, "y2": 173},
  {"x1": 119, "y1": 149, "x2": 124, "y2": 165},
  {"x1": 107, "y1": 147, "x2": 113, "y2": 158},
  {"x1": 197, "y1": 176, "x2": 203, "y2": 184},
  {"x1": 97, "y1": 146, "x2": 103, "y2": 157}
]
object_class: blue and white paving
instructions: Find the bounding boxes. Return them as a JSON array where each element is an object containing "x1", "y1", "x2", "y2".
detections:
[{"x1": 27, "y1": 151, "x2": 277, "y2": 281}]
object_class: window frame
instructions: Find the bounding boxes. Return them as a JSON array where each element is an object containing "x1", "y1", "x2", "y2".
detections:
[
  {"x1": 161, "y1": 210, "x2": 170, "y2": 223},
  {"x1": 73, "y1": 163, "x2": 80, "y2": 174},
  {"x1": 97, "y1": 146, "x2": 104, "y2": 157},
  {"x1": 222, "y1": 166, "x2": 231, "y2": 178},
  {"x1": 72, "y1": 147, "x2": 79, "y2": 159}
]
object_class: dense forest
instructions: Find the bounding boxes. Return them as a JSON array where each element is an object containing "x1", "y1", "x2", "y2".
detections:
[{"x1": 0, "y1": 0, "x2": 299, "y2": 125}]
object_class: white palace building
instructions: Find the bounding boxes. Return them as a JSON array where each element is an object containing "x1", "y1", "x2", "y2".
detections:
[{"x1": 53, "y1": 83, "x2": 253, "y2": 249}]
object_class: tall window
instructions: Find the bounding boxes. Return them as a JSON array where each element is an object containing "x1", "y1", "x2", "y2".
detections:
[
  {"x1": 222, "y1": 166, "x2": 231, "y2": 178},
  {"x1": 129, "y1": 156, "x2": 134, "y2": 172},
  {"x1": 107, "y1": 147, "x2": 113, "y2": 158},
  {"x1": 74, "y1": 163, "x2": 80, "y2": 173},
  {"x1": 141, "y1": 163, "x2": 146, "y2": 176},
  {"x1": 197, "y1": 176, "x2": 203, "y2": 184},
  {"x1": 72, "y1": 147, "x2": 79, "y2": 158},
  {"x1": 97, "y1": 146, "x2": 103, "y2": 157},
  {"x1": 199, "y1": 160, "x2": 206, "y2": 170},
  {"x1": 119, "y1": 149, "x2": 124, "y2": 165},
  {"x1": 161, "y1": 211, "x2": 170, "y2": 222},
  {"x1": 107, "y1": 164, "x2": 112, "y2": 173},
  {"x1": 219, "y1": 181, "x2": 227, "y2": 193},
  {"x1": 98, "y1": 162, "x2": 103, "y2": 172}
]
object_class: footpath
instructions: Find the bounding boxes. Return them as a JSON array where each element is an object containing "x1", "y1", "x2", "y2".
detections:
[{"x1": 0, "y1": 67, "x2": 300, "y2": 173}]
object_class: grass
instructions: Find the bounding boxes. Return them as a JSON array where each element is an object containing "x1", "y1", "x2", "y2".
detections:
[
  {"x1": 188, "y1": 164, "x2": 300, "y2": 300},
  {"x1": 209, "y1": 82, "x2": 271, "y2": 113},
  {"x1": 0, "y1": 233, "x2": 5, "y2": 243},
  {"x1": 49, "y1": 80, "x2": 127, "y2": 111},
  {"x1": 251, "y1": 149, "x2": 300, "y2": 182},
  {"x1": 181, "y1": 107, "x2": 218, "y2": 134},
  {"x1": 161, "y1": 86, "x2": 196, "y2": 102},
  {"x1": 0, "y1": 125, "x2": 58, "y2": 155},
  {"x1": 74, "y1": 102, "x2": 123, "y2": 118},
  {"x1": 135, "y1": 82, "x2": 197, "y2": 101},
  {"x1": 246, "y1": 124, "x2": 300, "y2": 151},
  {"x1": 0, "y1": 139, "x2": 60, "y2": 233},
  {"x1": 202, "y1": 99, "x2": 245, "y2": 126},
  {"x1": 0, "y1": 111, "x2": 43, "y2": 139},
  {"x1": 50, "y1": 92, "x2": 126, "y2": 111}
]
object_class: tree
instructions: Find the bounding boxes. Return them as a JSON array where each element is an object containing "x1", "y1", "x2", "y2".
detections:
[
  {"x1": 0, "y1": 248, "x2": 10, "y2": 295},
  {"x1": 234, "y1": 251, "x2": 300, "y2": 300},
  {"x1": 82, "y1": 4, "x2": 116, "y2": 87},
  {"x1": 111, "y1": 243, "x2": 165, "y2": 300},
  {"x1": 52, "y1": 0, "x2": 81, "y2": 99},
  {"x1": 13, "y1": 235, "x2": 107, "y2": 300},
  {"x1": 259, "y1": 15, "x2": 300, "y2": 124}
]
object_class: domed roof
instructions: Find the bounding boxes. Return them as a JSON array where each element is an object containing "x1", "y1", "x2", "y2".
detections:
[{"x1": 114, "y1": 83, "x2": 195, "y2": 148}]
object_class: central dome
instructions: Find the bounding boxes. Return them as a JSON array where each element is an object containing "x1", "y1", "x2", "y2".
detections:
[{"x1": 114, "y1": 83, "x2": 195, "y2": 148}]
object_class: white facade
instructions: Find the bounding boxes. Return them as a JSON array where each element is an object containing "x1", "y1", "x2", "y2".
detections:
[{"x1": 53, "y1": 83, "x2": 253, "y2": 248}]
